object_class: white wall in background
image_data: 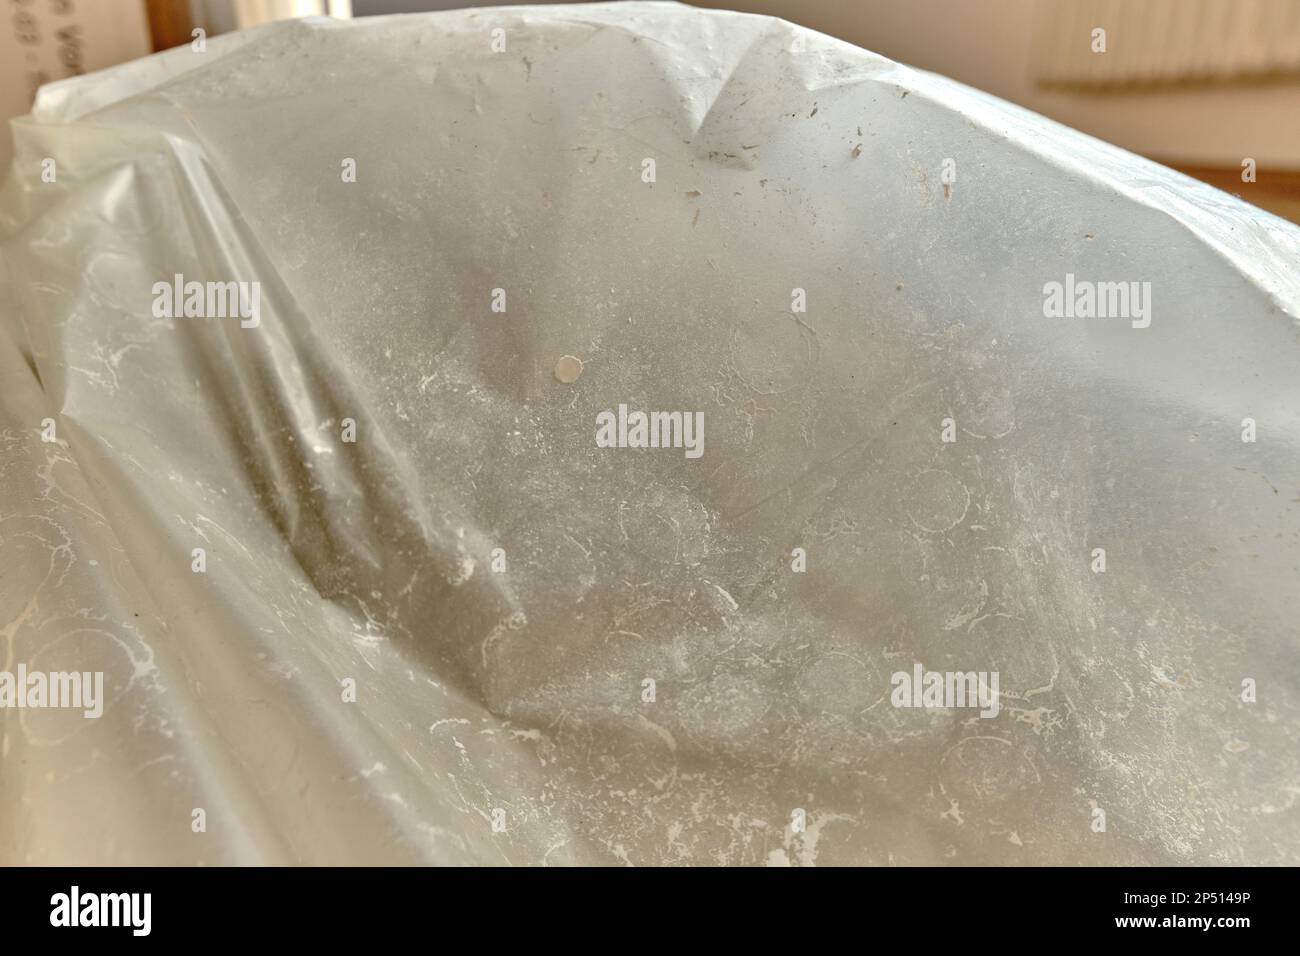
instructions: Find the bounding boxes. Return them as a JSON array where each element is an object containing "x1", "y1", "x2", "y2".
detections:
[{"x1": 692, "y1": 0, "x2": 1300, "y2": 168}]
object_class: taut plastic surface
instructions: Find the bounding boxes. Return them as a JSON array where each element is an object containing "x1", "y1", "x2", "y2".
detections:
[{"x1": 2, "y1": 3, "x2": 1299, "y2": 865}]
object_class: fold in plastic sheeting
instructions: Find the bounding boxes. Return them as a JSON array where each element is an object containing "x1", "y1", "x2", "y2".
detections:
[{"x1": 2, "y1": 2, "x2": 1299, "y2": 865}]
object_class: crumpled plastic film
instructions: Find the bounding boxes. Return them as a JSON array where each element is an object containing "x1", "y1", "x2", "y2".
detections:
[{"x1": 2, "y1": 2, "x2": 1299, "y2": 866}]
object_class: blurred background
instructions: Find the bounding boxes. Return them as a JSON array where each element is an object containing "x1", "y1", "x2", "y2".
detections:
[{"x1": 3, "y1": 0, "x2": 1297, "y2": 221}]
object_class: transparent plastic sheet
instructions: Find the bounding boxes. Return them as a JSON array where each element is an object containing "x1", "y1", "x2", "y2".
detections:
[{"x1": 1, "y1": 2, "x2": 1298, "y2": 865}]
